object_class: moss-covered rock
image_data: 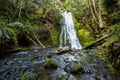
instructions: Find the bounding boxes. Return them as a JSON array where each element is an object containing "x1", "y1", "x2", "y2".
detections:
[
  {"x1": 64, "y1": 62, "x2": 83, "y2": 74},
  {"x1": 56, "y1": 75, "x2": 66, "y2": 80},
  {"x1": 21, "y1": 72, "x2": 38, "y2": 80},
  {"x1": 70, "y1": 63, "x2": 83, "y2": 73},
  {"x1": 44, "y1": 58, "x2": 57, "y2": 69}
]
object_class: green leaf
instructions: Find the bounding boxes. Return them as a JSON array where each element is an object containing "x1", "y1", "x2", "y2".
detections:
[{"x1": 3, "y1": 29, "x2": 10, "y2": 39}]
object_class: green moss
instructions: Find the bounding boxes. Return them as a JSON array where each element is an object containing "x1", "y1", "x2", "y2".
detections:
[
  {"x1": 74, "y1": 20, "x2": 94, "y2": 46},
  {"x1": 53, "y1": 30, "x2": 59, "y2": 46},
  {"x1": 97, "y1": 47, "x2": 109, "y2": 61},
  {"x1": 102, "y1": 35, "x2": 119, "y2": 47},
  {"x1": 98, "y1": 45, "x2": 120, "y2": 76},
  {"x1": 56, "y1": 75, "x2": 66, "y2": 80},
  {"x1": 97, "y1": 23, "x2": 120, "y2": 76},
  {"x1": 66, "y1": 62, "x2": 83, "y2": 73},
  {"x1": 110, "y1": 23, "x2": 120, "y2": 37},
  {"x1": 78, "y1": 29, "x2": 93, "y2": 46},
  {"x1": 44, "y1": 58, "x2": 57, "y2": 69},
  {"x1": 21, "y1": 72, "x2": 38, "y2": 80},
  {"x1": 107, "y1": 63, "x2": 116, "y2": 74},
  {"x1": 71, "y1": 63, "x2": 83, "y2": 73}
]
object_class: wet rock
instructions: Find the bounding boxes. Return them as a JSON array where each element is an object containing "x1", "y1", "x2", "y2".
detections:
[
  {"x1": 95, "y1": 75, "x2": 109, "y2": 80},
  {"x1": 44, "y1": 58, "x2": 57, "y2": 69},
  {"x1": 52, "y1": 68, "x2": 73, "y2": 80},
  {"x1": 47, "y1": 54, "x2": 52, "y2": 58},
  {"x1": 34, "y1": 56, "x2": 39, "y2": 59},
  {"x1": 33, "y1": 50, "x2": 38, "y2": 53},
  {"x1": 0, "y1": 49, "x2": 119, "y2": 80},
  {"x1": 84, "y1": 70, "x2": 92, "y2": 74},
  {"x1": 64, "y1": 62, "x2": 83, "y2": 74},
  {"x1": 32, "y1": 60, "x2": 45, "y2": 65},
  {"x1": 56, "y1": 75, "x2": 66, "y2": 80},
  {"x1": 7, "y1": 61, "x2": 13, "y2": 65}
]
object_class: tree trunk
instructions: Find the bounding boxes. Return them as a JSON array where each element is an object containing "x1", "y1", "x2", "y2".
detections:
[
  {"x1": 83, "y1": 33, "x2": 112, "y2": 49},
  {"x1": 88, "y1": 0, "x2": 96, "y2": 20},
  {"x1": 98, "y1": 0, "x2": 103, "y2": 28},
  {"x1": 17, "y1": 0, "x2": 24, "y2": 22}
]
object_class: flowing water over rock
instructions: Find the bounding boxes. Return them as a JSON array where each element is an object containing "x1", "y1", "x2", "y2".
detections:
[
  {"x1": 59, "y1": 11, "x2": 82, "y2": 50},
  {"x1": 0, "y1": 48, "x2": 119, "y2": 80},
  {"x1": 0, "y1": 12, "x2": 118, "y2": 80}
]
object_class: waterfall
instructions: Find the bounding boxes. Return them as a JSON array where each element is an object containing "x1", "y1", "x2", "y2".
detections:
[{"x1": 59, "y1": 11, "x2": 82, "y2": 50}]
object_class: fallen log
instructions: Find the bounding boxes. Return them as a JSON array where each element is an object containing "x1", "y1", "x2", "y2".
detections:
[
  {"x1": 26, "y1": 35, "x2": 45, "y2": 48},
  {"x1": 55, "y1": 46, "x2": 71, "y2": 55},
  {"x1": 83, "y1": 33, "x2": 112, "y2": 49}
]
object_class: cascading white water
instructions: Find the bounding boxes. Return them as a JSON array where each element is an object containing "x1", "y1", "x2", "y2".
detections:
[{"x1": 59, "y1": 11, "x2": 82, "y2": 50}]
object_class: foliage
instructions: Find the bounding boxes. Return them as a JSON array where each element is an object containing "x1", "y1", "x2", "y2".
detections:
[
  {"x1": 110, "y1": 23, "x2": 120, "y2": 36},
  {"x1": 7, "y1": 22, "x2": 34, "y2": 46},
  {"x1": 0, "y1": 0, "x2": 63, "y2": 49},
  {"x1": 8, "y1": 22, "x2": 34, "y2": 37},
  {"x1": 0, "y1": 0, "x2": 120, "y2": 76},
  {"x1": 98, "y1": 23, "x2": 120, "y2": 75},
  {"x1": 103, "y1": 0, "x2": 120, "y2": 25},
  {"x1": 0, "y1": 27, "x2": 18, "y2": 49},
  {"x1": 52, "y1": 30, "x2": 59, "y2": 46},
  {"x1": 78, "y1": 29, "x2": 93, "y2": 46}
]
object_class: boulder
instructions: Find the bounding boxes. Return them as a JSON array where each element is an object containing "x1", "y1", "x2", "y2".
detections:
[
  {"x1": 44, "y1": 58, "x2": 57, "y2": 69},
  {"x1": 64, "y1": 62, "x2": 83, "y2": 74},
  {"x1": 21, "y1": 72, "x2": 38, "y2": 80}
]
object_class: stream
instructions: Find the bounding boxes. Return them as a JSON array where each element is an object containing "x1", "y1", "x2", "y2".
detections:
[{"x1": 0, "y1": 48, "x2": 119, "y2": 80}]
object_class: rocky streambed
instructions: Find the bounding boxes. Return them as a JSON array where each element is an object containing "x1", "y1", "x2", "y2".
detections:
[{"x1": 0, "y1": 48, "x2": 119, "y2": 80}]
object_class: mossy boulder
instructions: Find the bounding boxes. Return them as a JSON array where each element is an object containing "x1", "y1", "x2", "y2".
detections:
[
  {"x1": 44, "y1": 58, "x2": 57, "y2": 69},
  {"x1": 21, "y1": 72, "x2": 38, "y2": 80},
  {"x1": 64, "y1": 62, "x2": 83, "y2": 73},
  {"x1": 56, "y1": 75, "x2": 66, "y2": 80}
]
